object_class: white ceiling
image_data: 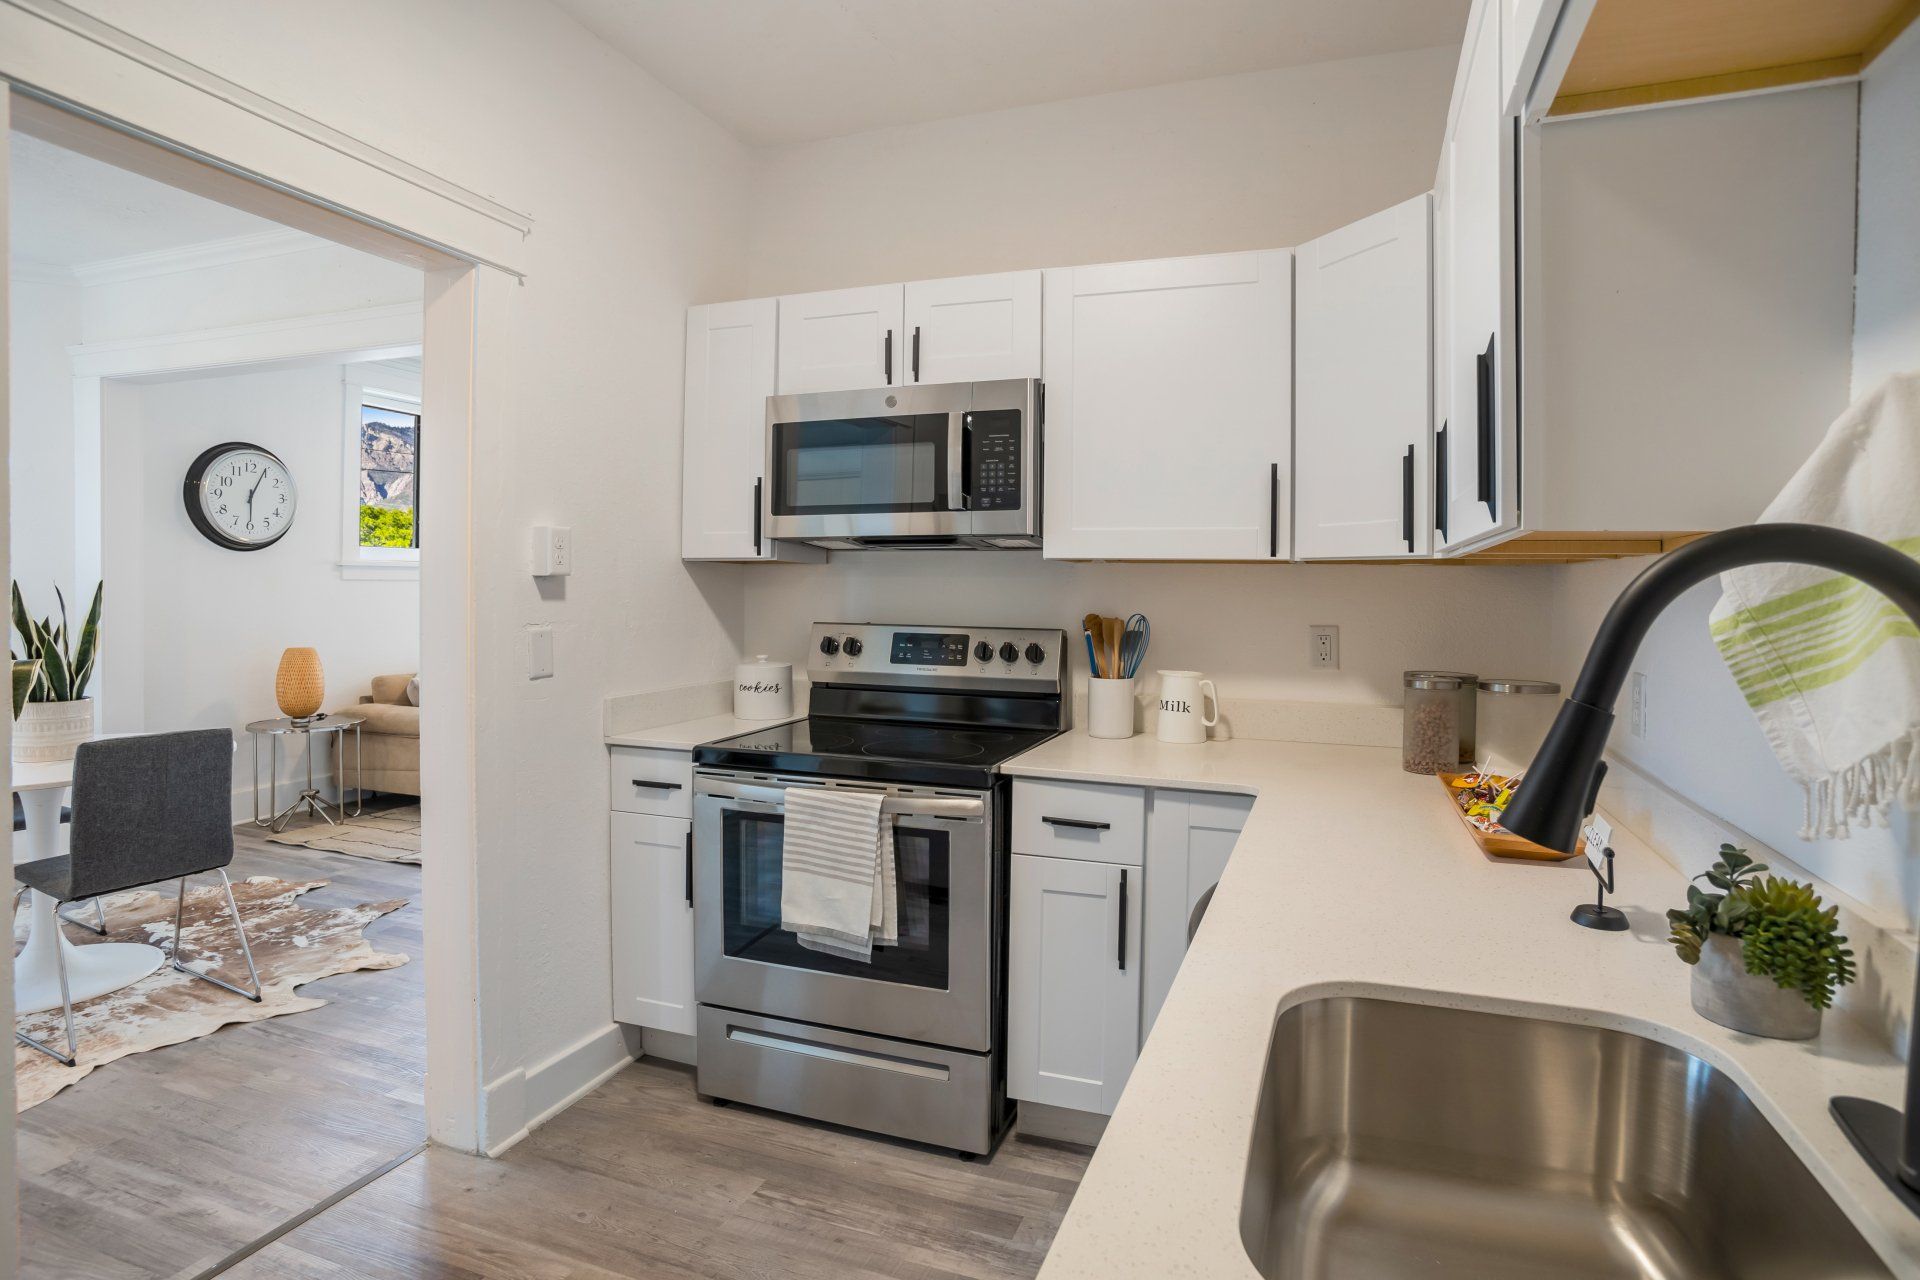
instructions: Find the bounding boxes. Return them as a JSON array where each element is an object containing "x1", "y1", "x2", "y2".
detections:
[
  {"x1": 8, "y1": 132, "x2": 286, "y2": 270},
  {"x1": 555, "y1": 0, "x2": 1471, "y2": 146}
]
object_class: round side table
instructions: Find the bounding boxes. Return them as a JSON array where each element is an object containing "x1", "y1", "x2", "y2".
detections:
[{"x1": 246, "y1": 715, "x2": 365, "y2": 833}]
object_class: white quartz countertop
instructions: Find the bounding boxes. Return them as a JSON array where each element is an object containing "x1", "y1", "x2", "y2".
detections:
[
  {"x1": 605, "y1": 712, "x2": 799, "y2": 752},
  {"x1": 1007, "y1": 731, "x2": 1920, "y2": 1278}
]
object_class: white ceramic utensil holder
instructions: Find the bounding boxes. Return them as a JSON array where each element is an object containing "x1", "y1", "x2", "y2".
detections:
[{"x1": 1088, "y1": 677, "x2": 1136, "y2": 739}]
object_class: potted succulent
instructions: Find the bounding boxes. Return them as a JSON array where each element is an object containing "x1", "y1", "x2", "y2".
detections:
[
  {"x1": 11, "y1": 581, "x2": 102, "y2": 763},
  {"x1": 1667, "y1": 844, "x2": 1856, "y2": 1040}
]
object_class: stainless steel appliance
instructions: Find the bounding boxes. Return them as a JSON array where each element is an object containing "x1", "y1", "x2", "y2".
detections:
[
  {"x1": 762, "y1": 379, "x2": 1041, "y2": 550},
  {"x1": 693, "y1": 622, "x2": 1066, "y2": 1154}
]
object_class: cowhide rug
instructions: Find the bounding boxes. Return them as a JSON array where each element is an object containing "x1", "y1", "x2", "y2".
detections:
[
  {"x1": 265, "y1": 804, "x2": 422, "y2": 864},
  {"x1": 13, "y1": 876, "x2": 408, "y2": 1110}
]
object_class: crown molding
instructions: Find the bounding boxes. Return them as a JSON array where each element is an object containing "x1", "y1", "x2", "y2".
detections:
[
  {"x1": 66, "y1": 301, "x2": 422, "y2": 379},
  {"x1": 7, "y1": 259, "x2": 76, "y2": 285},
  {"x1": 71, "y1": 227, "x2": 317, "y2": 287}
]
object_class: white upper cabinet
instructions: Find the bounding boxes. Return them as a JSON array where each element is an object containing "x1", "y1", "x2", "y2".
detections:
[
  {"x1": 1437, "y1": 0, "x2": 1520, "y2": 553},
  {"x1": 775, "y1": 284, "x2": 905, "y2": 395},
  {"x1": 681, "y1": 300, "x2": 822, "y2": 563},
  {"x1": 1294, "y1": 195, "x2": 1433, "y2": 561},
  {"x1": 1042, "y1": 250, "x2": 1293, "y2": 561},
  {"x1": 903, "y1": 271, "x2": 1042, "y2": 384}
]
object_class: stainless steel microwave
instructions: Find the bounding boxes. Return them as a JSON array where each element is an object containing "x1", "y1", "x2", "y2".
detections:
[{"x1": 762, "y1": 378, "x2": 1040, "y2": 550}]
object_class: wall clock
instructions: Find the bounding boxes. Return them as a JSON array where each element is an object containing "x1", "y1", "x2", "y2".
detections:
[{"x1": 182, "y1": 442, "x2": 297, "y2": 551}]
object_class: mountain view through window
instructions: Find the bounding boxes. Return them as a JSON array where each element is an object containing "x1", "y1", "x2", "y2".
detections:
[{"x1": 359, "y1": 403, "x2": 419, "y2": 549}]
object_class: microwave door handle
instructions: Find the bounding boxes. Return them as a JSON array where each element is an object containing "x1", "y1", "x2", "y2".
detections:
[{"x1": 948, "y1": 414, "x2": 970, "y2": 512}]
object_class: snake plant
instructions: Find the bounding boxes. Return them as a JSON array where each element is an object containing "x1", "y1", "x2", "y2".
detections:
[
  {"x1": 10, "y1": 580, "x2": 102, "y2": 705},
  {"x1": 1667, "y1": 843, "x2": 1856, "y2": 1010}
]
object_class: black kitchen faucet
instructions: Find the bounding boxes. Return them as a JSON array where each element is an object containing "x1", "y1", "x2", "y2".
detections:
[{"x1": 1498, "y1": 522, "x2": 1920, "y2": 1213}]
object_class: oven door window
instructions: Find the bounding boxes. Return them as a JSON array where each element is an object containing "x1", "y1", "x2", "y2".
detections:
[
  {"x1": 768, "y1": 413, "x2": 949, "y2": 515},
  {"x1": 720, "y1": 809, "x2": 951, "y2": 990}
]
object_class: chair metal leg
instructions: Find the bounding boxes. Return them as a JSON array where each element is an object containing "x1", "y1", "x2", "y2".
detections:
[
  {"x1": 167, "y1": 870, "x2": 263, "y2": 1003},
  {"x1": 57, "y1": 897, "x2": 107, "y2": 936},
  {"x1": 16, "y1": 904, "x2": 79, "y2": 1067}
]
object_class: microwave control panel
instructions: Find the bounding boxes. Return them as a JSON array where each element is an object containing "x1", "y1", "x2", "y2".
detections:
[{"x1": 965, "y1": 410, "x2": 1022, "y2": 512}]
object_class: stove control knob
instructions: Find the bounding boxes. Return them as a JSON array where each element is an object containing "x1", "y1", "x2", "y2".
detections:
[
  {"x1": 1025, "y1": 643, "x2": 1047, "y2": 666},
  {"x1": 998, "y1": 641, "x2": 1019, "y2": 664},
  {"x1": 819, "y1": 635, "x2": 840, "y2": 656},
  {"x1": 974, "y1": 641, "x2": 994, "y2": 663},
  {"x1": 842, "y1": 636, "x2": 864, "y2": 657}
]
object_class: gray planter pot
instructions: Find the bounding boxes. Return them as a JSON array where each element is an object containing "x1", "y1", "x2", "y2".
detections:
[{"x1": 1690, "y1": 934, "x2": 1822, "y2": 1040}]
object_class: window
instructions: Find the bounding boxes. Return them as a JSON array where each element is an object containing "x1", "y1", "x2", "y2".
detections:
[{"x1": 341, "y1": 377, "x2": 421, "y2": 575}]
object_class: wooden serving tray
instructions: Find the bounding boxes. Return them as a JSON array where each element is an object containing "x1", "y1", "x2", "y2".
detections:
[{"x1": 1438, "y1": 772, "x2": 1582, "y2": 862}]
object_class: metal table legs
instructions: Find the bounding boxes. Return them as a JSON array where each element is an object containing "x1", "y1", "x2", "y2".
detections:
[{"x1": 252, "y1": 723, "x2": 364, "y2": 832}]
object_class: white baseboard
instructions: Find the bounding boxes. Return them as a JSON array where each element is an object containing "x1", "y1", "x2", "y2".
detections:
[{"x1": 483, "y1": 1022, "x2": 637, "y2": 1157}]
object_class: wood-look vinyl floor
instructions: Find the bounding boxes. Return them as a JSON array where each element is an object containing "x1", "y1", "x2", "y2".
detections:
[
  {"x1": 232, "y1": 1058, "x2": 1091, "y2": 1280},
  {"x1": 17, "y1": 805, "x2": 425, "y2": 1280}
]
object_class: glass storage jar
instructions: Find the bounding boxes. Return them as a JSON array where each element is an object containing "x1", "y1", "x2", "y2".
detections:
[
  {"x1": 1475, "y1": 678, "x2": 1561, "y2": 771},
  {"x1": 1403, "y1": 672, "x2": 1474, "y2": 774}
]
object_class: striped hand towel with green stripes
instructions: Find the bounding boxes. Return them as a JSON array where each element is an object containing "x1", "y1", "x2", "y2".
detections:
[{"x1": 1709, "y1": 373, "x2": 1920, "y2": 839}]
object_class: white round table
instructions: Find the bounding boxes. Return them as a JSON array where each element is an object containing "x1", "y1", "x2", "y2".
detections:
[{"x1": 14, "y1": 754, "x2": 165, "y2": 1014}]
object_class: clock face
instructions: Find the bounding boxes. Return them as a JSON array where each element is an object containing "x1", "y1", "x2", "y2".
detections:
[{"x1": 183, "y1": 443, "x2": 297, "y2": 551}]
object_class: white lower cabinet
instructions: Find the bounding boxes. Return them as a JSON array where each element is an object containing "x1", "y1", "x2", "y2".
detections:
[
  {"x1": 610, "y1": 810, "x2": 696, "y2": 1036},
  {"x1": 1008, "y1": 851, "x2": 1142, "y2": 1115},
  {"x1": 1143, "y1": 790, "x2": 1252, "y2": 1038}
]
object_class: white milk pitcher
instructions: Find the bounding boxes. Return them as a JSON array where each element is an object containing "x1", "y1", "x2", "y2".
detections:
[{"x1": 1155, "y1": 670, "x2": 1219, "y2": 744}]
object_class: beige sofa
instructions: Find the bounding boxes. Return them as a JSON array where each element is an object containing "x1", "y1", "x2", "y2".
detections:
[{"x1": 338, "y1": 673, "x2": 418, "y2": 797}]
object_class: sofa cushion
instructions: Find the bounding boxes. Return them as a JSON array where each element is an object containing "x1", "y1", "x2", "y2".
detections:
[
  {"x1": 351, "y1": 703, "x2": 420, "y2": 738},
  {"x1": 369, "y1": 673, "x2": 416, "y2": 706}
]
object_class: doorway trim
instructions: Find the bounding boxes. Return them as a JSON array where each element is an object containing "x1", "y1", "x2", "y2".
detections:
[{"x1": 2, "y1": 0, "x2": 535, "y2": 1175}]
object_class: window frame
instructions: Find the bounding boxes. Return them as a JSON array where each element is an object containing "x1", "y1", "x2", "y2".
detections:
[{"x1": 340, "y1": 374, "x2": 422, "y2": 578}]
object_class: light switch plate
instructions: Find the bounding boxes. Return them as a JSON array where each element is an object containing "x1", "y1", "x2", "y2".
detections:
[
  {"x1": 1309, "y1": 625, "x2": 1339, "y2": 669},
  {"x1": 528, "y1": 626, "x2": 554, "y2": 679}
]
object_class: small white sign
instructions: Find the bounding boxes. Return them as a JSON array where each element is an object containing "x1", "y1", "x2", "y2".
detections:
[{"x1": 1583, "y1": 816, "x2": 1613, "y2": 872}]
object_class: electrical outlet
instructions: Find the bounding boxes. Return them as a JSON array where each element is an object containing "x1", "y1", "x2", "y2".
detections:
[
  {"x1": 1309, "y1": 625, "x2": 1339, "y2": 670},
  {"x1": 531, "y1": 525, "x2": 573, "y2": 576},
  {"x1": 1629, "y1": 670, "x2": 1648, "y2": 738}
]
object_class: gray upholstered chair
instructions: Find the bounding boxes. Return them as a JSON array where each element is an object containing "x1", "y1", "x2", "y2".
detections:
[
  {"x1": 13, "y1": 729, "x2": 260, "y2": 1065},
  {"x1": 10, "y1": 794, "x2": 103, "y2": 935}
]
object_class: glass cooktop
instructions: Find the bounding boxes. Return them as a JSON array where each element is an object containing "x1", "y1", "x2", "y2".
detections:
[{"x1": 695, "y1": 716, "x2": 1057, "y2": 787}]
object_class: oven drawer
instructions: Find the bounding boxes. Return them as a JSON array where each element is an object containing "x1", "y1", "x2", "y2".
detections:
[
  {"x1": 1011, "y1": 778, "x2": 1145, "y2": 866},
  {"x1": 697, "y1": 1005, "x2": 1002, "y2": 1154},
  {"x1": 610, "y1": 746, "x2": 693, "y2": 818}
]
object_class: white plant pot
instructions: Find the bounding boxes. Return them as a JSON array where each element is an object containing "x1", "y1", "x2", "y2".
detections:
[
  {"x1": 1690, "y1": 933, "x2": 1822, "y2": 1040},
  {"x1": 13, "y1": 698, "x2": 94, "y2": 763}
]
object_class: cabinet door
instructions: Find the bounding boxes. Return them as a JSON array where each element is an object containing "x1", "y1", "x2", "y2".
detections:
[
  {"x1": 1438, "y1": 0, "x2": 1521, "y2": 552},
  {"x1": 903, "y1": 270, "x2": 1041, "y2": 384},
  {"x1": 776, "y1": 284, "x2": 905, "y2": 394},
  {"x1": 611, "y1": 812, "x2": 696, "y2": 1035},
  {"x1": 682, "y1": 301, "x2": 820, "y2": 563},
  {"x1": 1295, "y1": 195, "x2": 1433, "y2": 560},
  {"x1": 1142, "y1": 791, "x2": 1251, "y2": 1039},
  {"x1": 1042, "y1": 251, "x2": 1292, "y2": 560},
  {"x1": 1008, "y1": 853, "x2": 1142, "y2": 1115}
]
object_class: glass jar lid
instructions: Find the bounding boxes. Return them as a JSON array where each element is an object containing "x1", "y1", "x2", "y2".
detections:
[{"x1": 1476, "y1": 678, "x2": 1561, "y2": 695}]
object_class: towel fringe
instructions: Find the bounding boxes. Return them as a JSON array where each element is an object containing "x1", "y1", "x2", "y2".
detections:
[{"x1": 1800, "y1": 726, "x2": 1920, "y2": 839}]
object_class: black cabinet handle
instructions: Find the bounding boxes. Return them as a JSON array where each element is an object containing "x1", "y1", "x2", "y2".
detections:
[
  {"x1": 1269, "y1": 462, "x2": 1280, "y2": 558},
  {"x1": 1435, "y1": 420, "x2": 1450, "y2": 545},
  {"x1": 1476, "y1": 334, "x2": 1495, "y2": 518},
  {"x1": 1117, "y1": 868, "x2": 1129, "y2": 971},
  {"x1": 884, "y1": 329, "x2": 893, "y2": 385},
  {"x1": 1041, "y1": 815, "x2": 1109, "y2": 831},
  {"x1": 752, "y1": 477, "x2": 763, "y2": 555},
  {"x1": 911, "y1": 326, "x2": 921, "y2": 382},
  {"x1": 630, "y1": 779, "x2": 684, "y2": 792},
  {"x1": 684, "y1": 829, "x2": 693, "y2": 907},
  {"x1": 1401, "y1": 444, "x2": 1415, "y2": 554}
]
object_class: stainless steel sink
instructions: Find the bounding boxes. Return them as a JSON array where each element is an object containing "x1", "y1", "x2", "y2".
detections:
[{"x1": 1240, "y1": 997, "x2": 1891, "y2": 1279}]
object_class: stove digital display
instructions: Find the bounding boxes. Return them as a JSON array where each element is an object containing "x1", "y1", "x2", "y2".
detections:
[{"x1": 890, "y1": 631, "x2": 970, "y2": 666}]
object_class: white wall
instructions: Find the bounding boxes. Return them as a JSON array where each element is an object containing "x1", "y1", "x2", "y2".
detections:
[
  {"x1": 101, "y1": 360, "x2": 420, "y2": 819},
  {"x1": 57, "y1": 0, "x2": 758, "y2": 1135},
  {"x1": 736, "y1": 45, "x2": 1565, "y2": 740},
  {"x1": 1854, "y1": 20, "x2": 1920, "y2": 398},
  {"x1": 6, "y1": 274, "x2": 81, "y2": 607},
  {"x1": 744, "y1": 46, "x2": 1461, "y2": 296}
]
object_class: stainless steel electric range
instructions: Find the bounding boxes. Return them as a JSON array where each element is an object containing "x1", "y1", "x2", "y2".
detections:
[{"x1": 691, "y1": 622, "x2": 1067, "y2": 1155}]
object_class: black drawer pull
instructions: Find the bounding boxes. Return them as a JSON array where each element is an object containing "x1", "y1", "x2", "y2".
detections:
[
  {"x1": 1401, "y1": 444, "x2": 1415, "y2": 553},
  {"x1": 752, "y1": 477, "x2": 762, "y2": 555},
  {"x1": 911, "y1": 325, "x2": 921, "y2": 382},
  {"x1": 1269, "y1": 462, "x2": 1280, "y2": 558},
  {"x1": 630, "y1": 779, "x2": 684, "y2": 792},
  {"x1": 1117, "y1": 868, "x2": 1129, "y2": 971},
  {"x1": 684, "y1": 829, "x2": 693, "y2": 907},
  {"x1": 1476, "y1": 334, "x2": 1495, "y2": 518},
  {"x1": 1041, "y1": 815, "x2": 1110, "y2": 832},
  {"x1": 1435, "y1": 420, "x2": 1450, "y2": 545}
]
